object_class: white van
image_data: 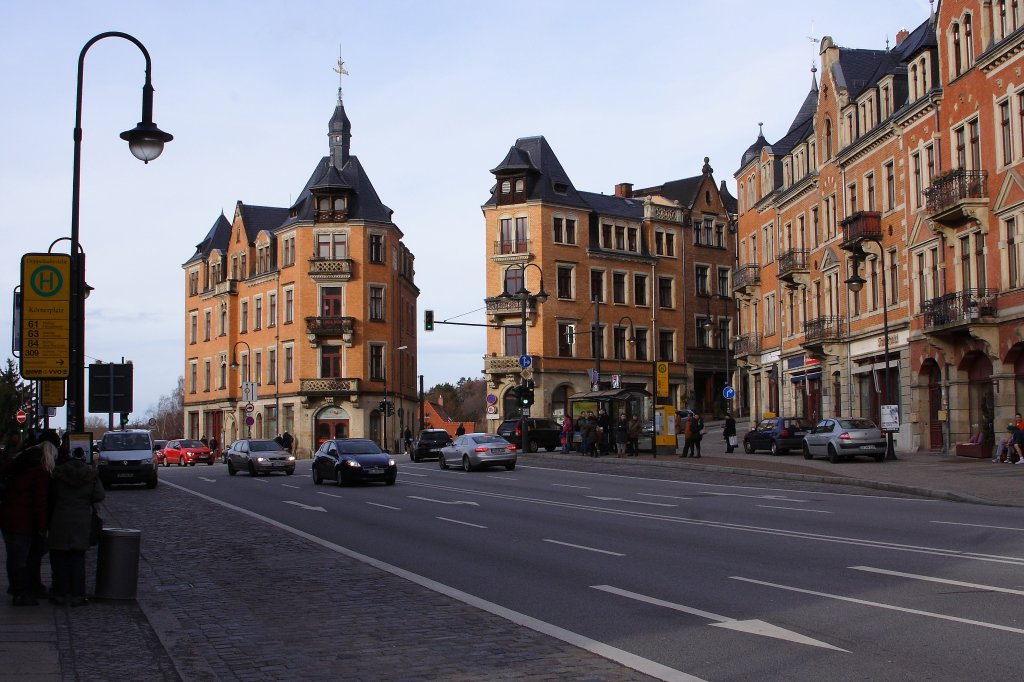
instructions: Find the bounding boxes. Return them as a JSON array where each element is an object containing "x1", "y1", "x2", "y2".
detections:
[{"x1": 97, "y1": 429, "x2": 158, "y2": 489}]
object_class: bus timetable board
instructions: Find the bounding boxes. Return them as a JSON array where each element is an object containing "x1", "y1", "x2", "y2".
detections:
[{"x1": 20, "y1": 253, "x2": 71, "y2": 379}]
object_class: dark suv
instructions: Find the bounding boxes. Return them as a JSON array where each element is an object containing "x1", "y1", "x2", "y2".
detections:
[
  {"x1": 742, "y1": 417, "x2": 812, "y2": 455},
  {"x1": 410, "y1": 429, "x2": 451, "y2": 462},
  {"x1": 496, "y1": 418, "x2": 561, "y2": 452}
]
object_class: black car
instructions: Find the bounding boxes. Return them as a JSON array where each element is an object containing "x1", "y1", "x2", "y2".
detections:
[
  {"x1": 496, "y1": 418, "x2": 561, "y2": 452},
  {"x1": 312, "y1": 438, "x2": 397, "y2": 486},
  {"x1": 742, "y1": 417, "x2": 812, "y2": 455},
  {"x1": 410, "y1": 429, "x2": 451, "y2": 462}
]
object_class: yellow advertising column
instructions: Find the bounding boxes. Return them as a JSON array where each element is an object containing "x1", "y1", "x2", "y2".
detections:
[{"x1": 654, "y1": 404, "x2": 676, "y2": 458}]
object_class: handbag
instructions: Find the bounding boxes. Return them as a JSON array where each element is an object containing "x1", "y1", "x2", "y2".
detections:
[
  {"x1": 89, "y1": 507, "x2": 103, "y2": 547},
  {"x1": 728, "y1": 435, "x2": 738, "y2": 447}
]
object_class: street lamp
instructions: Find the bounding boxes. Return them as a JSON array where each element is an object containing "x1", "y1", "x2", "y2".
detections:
[
  {"x1": 394, "y1": 345, "x2": 408, "y2": 452},
  {"x1": 230, "y1": 340, "x2": 252, "y2": 437},
  {"x1": 67, "y1": 32, "x2": 173, "y2": 433},
  {"x1": 500, "y1": 263, "x2": 547, "y2": 449},
  {"x1": 845, "y1": 244, "x2": 897, "y2": 461},
  {"x1": 615, "y1": 316, "x2": 636, "y2": 381}
]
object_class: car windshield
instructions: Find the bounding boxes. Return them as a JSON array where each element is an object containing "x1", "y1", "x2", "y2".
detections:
[
  {"x1": 102, "y1": 433, "x2": 150, "y2": 451},
  {"x1": 838, "y1": 418, "x2": 876, "y2": 430},
  {"x1": 420, "y1": 432, "x2": 449, "y2": 442},
  {"x1": 180, "y1": 439, "x2": 205, "y2": 448},
  {"x1": 471, "y1": 435, "x2": 508, "y2": 445},
  {"x1": 336, "y1": 440, "x2": 384, "y2": 455},
  {"x1": 249, "y1": 440, "x2": 285, "y2": 452}
]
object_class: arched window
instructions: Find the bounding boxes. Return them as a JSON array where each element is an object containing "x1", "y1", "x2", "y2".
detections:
[
  {"x1": 911, "y1": 64, "x2": 919, "y2": 100},
  {"x1": 965, "y1": 14, "x2": 974, "y2": 66},
  {"x1": 824, "y1": 118, "x2": 833, "y2": 159},
  {"x1": 953, "y1": 22, "x2": 962, "y2": 76}
]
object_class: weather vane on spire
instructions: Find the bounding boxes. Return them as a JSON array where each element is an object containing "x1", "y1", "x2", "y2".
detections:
[{"x1": 333, "y1": 46, "x2": 349, "y2": 101}]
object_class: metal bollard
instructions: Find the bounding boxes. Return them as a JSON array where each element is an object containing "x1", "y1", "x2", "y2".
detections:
[{"x1": 94, "y1": 528, "x2": 141, "y2": 600}]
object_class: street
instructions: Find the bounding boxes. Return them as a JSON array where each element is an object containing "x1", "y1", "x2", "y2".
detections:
[{"x1": 134, "y1": 456, "x2": 1024, "y2": 681}]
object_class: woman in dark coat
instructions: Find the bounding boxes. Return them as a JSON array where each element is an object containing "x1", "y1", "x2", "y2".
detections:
[
  {"x1": 0, "y1": 443, "x2": 53, "y2": 605},
  {"x1": 48, "y1": 447, "x2": 104, "y2": 607},
  {"x1": 723, "y1": 414, "x2": 737, "y2": 453}
]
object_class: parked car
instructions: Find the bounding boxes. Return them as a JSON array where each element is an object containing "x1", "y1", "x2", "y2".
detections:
[
  {"x1": 312, "y1": 438, "x2": 397, "y2": 486},
  {"x1": 439, "y1": 433, "x2": 517, "y2": 471},
  {"x1": 225, "y1": 439, "x2": 296, "y2": 476},
  {"x1": 803, "y1": 417, "x2": 887, "y2": 463},
  {"x1": 496, "y1": 417, "x2": 561, "y2": 452},
  {"x1": 161, "y1": 439, "x2": 214, "y2": 466},
  {"x1": 96, "y1": 429, "x2": 157, "y2": 489},
  {"x1": 742, "y1": 417, "x2": 812, "y2": 455},
  {"x1": 152, "y1": 439, "x2": 168, "y2": 466},
  {"x1": 410, "y1": 429, "x2": 451, "y2": 462}
]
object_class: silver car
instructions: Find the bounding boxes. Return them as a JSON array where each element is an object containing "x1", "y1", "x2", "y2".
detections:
[
  {"x1": 226, "y1": 439, "x2": 296, "y2": 476},
  {"x1": 438, "y1": 433, "x2": 517, "y2": 472},
  {"x1": 803, "y1": 417, "x2": 887, "y2": 463}
]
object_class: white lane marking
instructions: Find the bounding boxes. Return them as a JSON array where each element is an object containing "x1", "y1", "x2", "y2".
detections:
[
  {"x1": 407, "y1": 495, "x2": 479, "y2": 506},
  {"x1": 281, "y1": 484, "x2": 300, "y2": 489},
  {"x1": 438, "y1": 517, "x2": 487, "y2": 529},
  {"x1": 850, "y1": 566, "x2": 1024, "y2": 596},
  {"x1": 366, "y1": 501, "x2": 401, "y2": 511},
  {"x1": 402, "y1": 480, "x2": 1024, "y2": 566},
  {"x1": 551, "y1": 483, "x2": 590, "y2": 489},
  {"x1": 162, "y1": 480, "x2": 701, "y2": 682},
  {"x1": 757, "y1": 505, "x2": 832, "y2": 514},
  {"x1": 199, "y1": 477, "x2": 216, "y2": 482},
  {"x1": 932, "y1": 520, "x2": 1024, "y2": 532},
  {"x1": 317, "y1": 492, "x2": 343, "y2": 499},
  {"x1": 586, "y1": 496, "x2": 677, "y2": 507},
  {"x1": 544, "y1": 539, "x2": 625, "y2": 557},
  {"x1": 707, "y1": 492, "x2": 807, "y2": 502},
  {"x1": 732, "y1": 576, "x2": 1024, "y2": 635},
  {"x1": 401, "y1": 471, "x2": 429, "y2": 477},
  {"x1": 251, "y1": 478, "x2": 269, "y2": 483},
  {"x1": 637, "y1": 493, "x2": 693, "y2": 501},
  {"x1": 283, "y1": 500, "x2": 326, "y2": 512},
  {"x1": 593, "y1": 585, "x2": 846, "y2": 651}
]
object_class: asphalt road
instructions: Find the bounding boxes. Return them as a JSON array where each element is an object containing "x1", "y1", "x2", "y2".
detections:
[{"x1": 158, "y1": 458, "x2": 1024, "y2": 681}]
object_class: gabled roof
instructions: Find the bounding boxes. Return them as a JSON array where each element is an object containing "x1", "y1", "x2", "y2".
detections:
[
  {"x1": 183, "y1": 213, "x2": 231, "y2": 266},
  {"x1": 484, "y1": 136, "x2": 590, "y2": 209},
  {"x1": 239, "y1": 204, "x2": 289, "y2": 243}
]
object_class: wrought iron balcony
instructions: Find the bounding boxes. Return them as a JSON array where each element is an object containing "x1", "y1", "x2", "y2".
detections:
[
  {"x1": 732, "y1": 264, "x2": 761, "y2": 296},
  {"x1": 922, "y1": 288, "x2": 997, "y2": 330},
  {"x1": 299, "y1": 377, "x2": 361, "y2": 396},
  {"x1": 308, "y1": 257, "x2": 354, "y2": 281},
  {"x1": 492, "y1": 239, "x2": 531, "y2": 257},
  {"x1": 485, "y1": 295, "x2": 538, "y2": 319},
  {"x1": 483, "y1": 355, "x2": 527, "y2": 376},
  {"x1": 777, "y1": 249, "x2": 809, "y2": 286},
  {"x1": 305, "y1": 316, "x2": 355, "y2": 347},
  {"x1": 840, "y1": 211, "x2": 882, "y2": 248},
  {"x1": 732, "y1": 333, "x2": 761, "y2": 358},
  {"x1": 923, "y1": 169, "x2": 988, "y2": 227},
  {"x1": 802, "y1": 316, "x2": 846, "y2": 344}
]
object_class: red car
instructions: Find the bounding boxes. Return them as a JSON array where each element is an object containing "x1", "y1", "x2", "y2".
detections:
[{"x1": 161, "y1": 439, "x2": 214, "y2": 466}]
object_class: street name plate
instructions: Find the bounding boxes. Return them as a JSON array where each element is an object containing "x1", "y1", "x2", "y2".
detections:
[{"x1": 20, "y1": 253, "x2": 71, "y2": 379}]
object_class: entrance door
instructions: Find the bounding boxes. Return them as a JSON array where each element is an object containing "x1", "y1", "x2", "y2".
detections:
[{"x1": 928, "y1": 363, "x2": 943, "y2": 450}]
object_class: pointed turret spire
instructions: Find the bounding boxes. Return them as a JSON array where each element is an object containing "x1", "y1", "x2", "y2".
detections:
[{"x1": 329, "y1": 57, "x2": 352, "y2": 168}]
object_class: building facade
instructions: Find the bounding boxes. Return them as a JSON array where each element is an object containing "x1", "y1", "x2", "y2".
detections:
[
  {"x1": 734, "y1": 1, "x2": 1024, "y2": 454},
  {"x1": 182, "y1": 90, "x2": 418, "y2": 456},
  {"x1": 481, "y1": 137, "x2": 737, "y2": 426}
]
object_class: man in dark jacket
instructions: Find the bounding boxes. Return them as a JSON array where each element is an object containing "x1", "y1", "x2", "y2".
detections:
[
  {"x1": 48, "y1": 447, "x2": 105, "y2": 607},
  {"x1": 0, "y1": 444, "x2": 51, "y2": 605}
]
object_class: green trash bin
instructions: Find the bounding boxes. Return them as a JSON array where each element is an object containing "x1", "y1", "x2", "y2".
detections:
[{"x1": 95, "y1": 528, "x2": 141, "y2": 600}]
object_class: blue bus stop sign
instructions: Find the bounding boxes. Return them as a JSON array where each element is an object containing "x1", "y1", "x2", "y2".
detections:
[{"x1": 723, "y1": 386, "x2": 735, "y2": 400}]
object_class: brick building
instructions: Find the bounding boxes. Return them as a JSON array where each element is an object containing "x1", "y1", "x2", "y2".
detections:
[
  {"x1": 734, "y1": 1, "x2": 1024, "y2": 454},
  {"x1": 481, "y1": 136, "x2": 736, "y2": 426},
  {"x1": 181, "y1": 88, "x2": 418, "y2": 456}
]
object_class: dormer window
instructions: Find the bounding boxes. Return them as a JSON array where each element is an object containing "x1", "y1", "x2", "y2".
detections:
[
  {"x1": 496, "y1": 174, "x2": 527, "y2": 205},
  {"x1": 553, "y1": 182, "x2": 568, "y2": 194},
  {"x1": 314, "y1": 193, "x2": 348, "y2": 223}
]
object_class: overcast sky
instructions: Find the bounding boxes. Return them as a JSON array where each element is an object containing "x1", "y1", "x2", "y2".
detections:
[{"x1": 0, "y1": 0, "x2": 932, "y2": 420}]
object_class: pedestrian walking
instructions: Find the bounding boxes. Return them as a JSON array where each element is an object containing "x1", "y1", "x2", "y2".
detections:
[
  {"x1": 614, "y1": 414, "x2": 629, "y2": 457},
  {"x1": 724, "y1": 413, "x2": 737, "y2": 453},
  {"x1": 209, "y1": 436, "x2": 219, "y2": 461},
  {"x1": 627, "y1": 415, "x2": 642, "y2": 456},
  {"x1": 48, "y1": 446, "x2": 104, "y2": 607},
  {"x1": 560, "y1": 415, "x2": 574, "y2": 453},
  {"x1": 456, "y1": 423, "x2": 466, "y2": 437},
  {"x1": 1, "y1": 441, "x2": 54, "y2": 606},
  {"x1": 579, "y1": 412, "x2": 596, "y2": 457},
  {"x1": 280, "y1": 431, "x2": 294, "y2": 454}
]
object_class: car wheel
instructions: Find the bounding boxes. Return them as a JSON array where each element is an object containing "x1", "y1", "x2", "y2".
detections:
[
  {"x1": 743, "y1": 440, "x2": 754, "y2": 454},
  {"x1": 770, "y1": 441, "x2": 780, "y2": 456},
  {"x1": 227, "y1": 461, "x2": 237, "y2": 476},
  {"x1": 462, "y1": 456, "x2": 473, "y2": 472},
  {"x1": 505, "y1": 461, "x2": 516, "y2": 471},
  {"x1": 828, "y1": 445, "x2": 840, "y2": 464},
  {"x1": 336, "y1": 470, "x2": 346, "y2": 487},
  {"x1": 249, "y1": 462, "x2": 257, "y2": 476},
  {"x1": 286, "y1": 468, "x2": 294, "y2": 475},
  {"x1": 312, "y1": 466, "x2": 322, "y2": 485},
  {"x1": 527, "y1": 439, "x2": 539, "y2": 453},
  {"x1": 178, "y1": 456, "x2": 185, "y2": 467},
  {"x1": 438, "y1": 454, "x2": 448, "y2": 470},
  {"x1": 803, "y1": 443, "x2": 813, "y2": 460},
  {"x1": 410, "y1": 451, "x2": 419, "y2": 463}
]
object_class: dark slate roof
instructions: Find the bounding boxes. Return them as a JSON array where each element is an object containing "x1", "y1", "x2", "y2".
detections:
[
  {"x1": 890, "y1": 16, "x2": 937, "y2": 61},
  {"x1": 739, "y1": 132, "x2": 769, "y2": 170},
  {"x1": 647, "y1": 176, "x2": 703, "y2": 208},
  {"x1": 239, "y1": 204, "x2": 289, "y2": 243},
  {"x1": 578, "y1": 190, "x2": 643, "y2": 220},
  {"x1": 787, "y1": 79, "x2": 819, "y2": 135},
  {"x1": 183, "y1": 213, "x2": 231, "y2": 265},
  {"x1": 282, "y1": 155, "x2": 394, "y2": 227},
  {"x1": 719, "y1": 181, "x2": 737, "y2": 215},
  {"x1": 483, "y1": 136, "x2": 590, "y2": 209}
]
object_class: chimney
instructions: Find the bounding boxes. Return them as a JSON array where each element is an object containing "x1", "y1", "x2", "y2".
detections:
[
  {"x1": 895, "y1": 28, "x2": 909, "y2": 45},
  {"x1": 614, "y1": 182, "x2": 633, "y2": 198}
]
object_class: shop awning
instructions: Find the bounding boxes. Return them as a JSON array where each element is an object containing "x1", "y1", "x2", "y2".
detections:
[{"x1": 568, "y1": 388, "x2": 652, "y2": 401}]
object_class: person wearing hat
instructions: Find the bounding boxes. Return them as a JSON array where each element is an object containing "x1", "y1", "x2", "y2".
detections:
[{"x1": 47, "y1": 446, "x2": 104, "y2": 607}]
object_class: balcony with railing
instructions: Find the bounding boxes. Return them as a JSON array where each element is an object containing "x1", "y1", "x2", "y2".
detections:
[
  {"x1": 491, "y1": 239, "x2": 532, "y2": 263},
  {"x1": 308, "y1": 257, "x2": 354, "y2": 281},
  {"x1": 777, "y1": 249, "x2": 809, "y2": 287},
  {"x1": 732, "y1": 333, "x2": 761, "y2": 358},
  {"x1": 485, "y1": 295, "x2": 538, "y2": 321},
  {"x1": 840, "y1": 211, "x2": 882, "y2": 248},
  {"x1": 732, "y1": 263, "x2": 761, "y2": 297},
  {"x1": 305, "y1": 316, "x2": 355, "y2": 347},
  {"x1": 922, "y1": 169, "x2": 988, "y2": 227},
  {"x1": 299, "y1": 377, "x2": 361, "y2": 398},
  {"x1": 213, "y1": 278, "x2": 238, "y2": 296},
  {"x1": 801, "y1": 316, "x2": 847, "y2": 353},
  {"x1": 922, "y1": 288, "x2": 997, "y2": 331}
]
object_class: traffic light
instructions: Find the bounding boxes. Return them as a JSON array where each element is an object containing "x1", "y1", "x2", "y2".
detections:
[
  {"x1": 424, "y1": 310, "x2": 434, "y2": 331},
  {"x1": 518, "y1": 384, "x2": 534, "y2": 408},
  {"x1": 119, "y1": 412, "x2": 129, "y2": 428},
  {"x1": 509, "y1": 385, "x2": 521, "y2": 405},
  {"x1": 378, "y1": 400, "x2": 386, "y2": 412},
  {"x1": 385, "y1": 401, "x2": 395, "y2": 417}
]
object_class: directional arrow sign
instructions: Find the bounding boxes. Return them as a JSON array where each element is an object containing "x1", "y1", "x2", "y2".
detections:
[
  {"x1": 283, "y1": 501, "x2": 327, "y2": 512},
  {"x1": 586, "y1": 496, "x2": 677, "y2": 507},
  {"x1": 592, "y1": 585, "x2": 846, "y2": 651},
  {"x1": 407, "y1": 496, "x2": 479, "y2": 506}
]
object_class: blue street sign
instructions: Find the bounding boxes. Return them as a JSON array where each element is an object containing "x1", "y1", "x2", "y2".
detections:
[
  {"x1": 518, "y1": 355, "x2": 532, "y2": 369},
  {"x1": 723, "y1": 386, "x2": 735, "y2": 400}
]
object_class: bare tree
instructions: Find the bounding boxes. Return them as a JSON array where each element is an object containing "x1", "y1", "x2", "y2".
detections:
[{"x1": 146, "y1": 377, "x2": 184, "y2": 439}]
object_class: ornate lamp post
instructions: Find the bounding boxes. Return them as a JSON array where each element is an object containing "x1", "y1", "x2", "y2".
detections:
[
  {"x1": 500, "y1": 263, "x2": 547, "y2": 449},
  {"x1": 230, "y1": 340, "x2": 252, "y2": 437},
  {"x1": 67, "y1": 32, "x2": 173, "y2": 433}
]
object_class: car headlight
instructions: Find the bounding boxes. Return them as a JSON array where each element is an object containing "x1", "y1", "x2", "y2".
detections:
[
  {"x1": 256, "y1": 457, "x2": 266, "y2": 462},
  {"x1": 345, "y1": 460, "x2": 362, "y2": 468},
  {"x1": 387, "y1": 459, "x2": 396, "y2": 467},
  {"x1": 287, "y1": 456, "x2": 295, "y2": 461}
]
